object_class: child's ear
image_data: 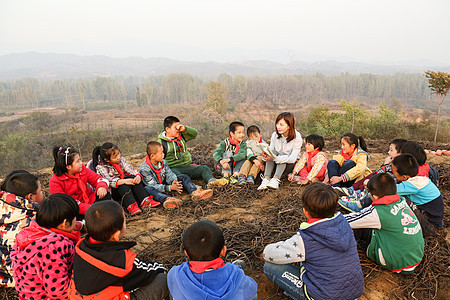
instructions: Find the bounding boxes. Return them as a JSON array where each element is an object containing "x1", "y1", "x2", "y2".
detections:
[
  {"x1": 302, "y1": 208, "x2": 312, "y2": 219},
  {"x1": 24, "y1": 193, "x2": 33, "y2": 201},
  {"x1": 184, "y1": 250, "x2": 190, "y2": 259},
  {"x1": 220, "y1": 246, "x2": 227, "y2": 257},
  {"x1": 371, "y1": 194, "x2": 379, "y2": 201},
  {"x1": 110, "y1": 230, "x2": 121, "y2": 242}
]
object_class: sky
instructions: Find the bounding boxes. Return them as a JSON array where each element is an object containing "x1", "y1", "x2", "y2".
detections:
[{"x1": 1, "y1": 0, "x2": 449, "y2": 65}]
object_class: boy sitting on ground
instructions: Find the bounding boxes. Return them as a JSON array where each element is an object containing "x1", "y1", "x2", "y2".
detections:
[
  {"x1": 140, "y1": 141, "x2": 213, "y2": 209},
  {"x1": 167, "y1": 220, "x2": 257, "y2": 300},
  {"x1": 0, "y1": 171, "x2": 44, "y2": 287},
  {"x1": 211, "y1": 121, "x2": 247, "y2": 186},
  {"x1": 344, "y1": 173, "x2": 424, "y2": 273},
  {"x1": 158, "y1": 116, "x2": 218, "y2": 186},
  {"x1": 70, "y1": 200, "x2": 169, "y2": 299},
  {"x1": 237, "y1": 125, "x2": 267, "y2": 185},
  {"x1": 263, "y1": 182, "x2": 364, "y2": 300},
  {"x1": 392, "y1": 154, "x2": 444, "y2": 237}
]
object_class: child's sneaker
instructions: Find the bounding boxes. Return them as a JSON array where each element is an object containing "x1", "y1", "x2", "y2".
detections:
[
  {"x1": 257, "y1": 177, "x2": 270, "y2": 190},
  {"x1": 191, "y1": 187, "x2": 213, "y2": 201},
  {"x1": 127, "y1": 202, "x2": 142, "y2": 216},
  {"x1": 207, "y1": 177, "x2": 228, "y2": 188},
  {"x1": 338, "y1": 198, "x2": 363, "y2": 213},
  {"x1": 267, "y1": 178, "x2": 281, "y2": 189},
  {"x1": 163, "y1": 197, "x2": 183, "y2": 210},
  {"x1": 141, "y1": 196, "x2": 160, "y2": 209},
  {"x1": 246, "y1": 175, "x2": 255, "y2": 185},
  {"x1": 229, "y1": 175, "x2": 238, "y2": 184},
  {"x1": 232, "y1": 259, "x2": 246, "y2": 269},
  {"x1": 238, "y1": 175, "x2": 247, "y2": 185}
]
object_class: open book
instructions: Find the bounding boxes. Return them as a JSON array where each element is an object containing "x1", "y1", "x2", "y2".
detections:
[{"x1": 257, "y1": 143, "x2": 277, "y2": 160}]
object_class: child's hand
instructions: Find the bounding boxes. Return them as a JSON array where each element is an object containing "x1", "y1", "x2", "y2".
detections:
[
  {"x1": 133, "y1": 175, "x2": 141, "y2": 184},
  {"x1": 122, "y1": 178, "x2": 135, "y2": 185},
  {"x1": 254, "y1": 160, "x2": 265, "y2": 171},
  {"x1": 299, "y1": 179, "x2": 310, "y2": 185},
  {"x1": 176, "y1": 124, "x2": 185, "y2": 132},
  {"x1": 330, "y1": 176, "x2": 342, "y2": 185},
  {"x1": 97, "y1": 186, "x2": 107, "y2": 199},
  {"x1": 363, "y1": 179, "x2": 369, "y2": 189},
  {"x1": 384, "y1": 156, "x2": 393, "y2": 165},
  {"x1": 170, "y1": 179, "x2": 183, "y2": 194},
  {"x1": 220, "y1": 159, "x2": 230, "y2": 169},
  {"x1": 261, "y1": 152, "x2": 273, "y2": 161},
  {"x1": 323, "y1": 174, "x2": 329, "y2": 184},
  {"x1": 288, "y1": 173, "x2": 295, "y2": 181}
]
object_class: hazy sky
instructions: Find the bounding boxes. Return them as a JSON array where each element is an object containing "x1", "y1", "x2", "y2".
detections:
[{"x1": 1, "y1": 0, "x2": 449, "y2": 65}]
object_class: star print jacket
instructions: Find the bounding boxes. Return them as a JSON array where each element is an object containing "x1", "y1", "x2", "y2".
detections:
[{"x1": 263, "y1": 213, "x2": 364, "y2": 300}]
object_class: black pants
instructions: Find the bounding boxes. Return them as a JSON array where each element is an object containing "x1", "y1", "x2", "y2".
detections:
[{"x1": 112, "y1": 175, "x2": 149, "y2": 208}]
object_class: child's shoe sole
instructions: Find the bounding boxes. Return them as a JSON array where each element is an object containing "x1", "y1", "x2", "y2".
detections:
[
  {"x1": 191, "y1": 189, "x2": 213, "y2": 201},
  {"x1": 163, "y1": 198, "x2": 183, "y2": 210}
]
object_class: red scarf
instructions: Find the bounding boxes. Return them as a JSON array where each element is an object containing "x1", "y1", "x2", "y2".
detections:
[
  {"x1": 50, "y1": 227, "x2": 81, "y2": 244},
  {"x1": 66, "y1": 172, "x2": 90, "y2": 203},
  {"x1": 146, "y1": 156, "x2": 164, "y2": 184},
  {"x1": 189, "y1": 257, "x2": 225, "y2": 273},
  {"x1": 228, "y1": 136, "x2": 241, "y2": 168},
  {"x1": 371, "y1": 194, "x2": 400, "y2": 206},
  {"x1": 259, "y1": 137, "x2": 263, "y2": 143},
  {"x1": 417, "y1": 164, "x2": 430, "y2": 177},
  {"x1": 167, "y1": 135, "x2": 185, "y2": 151},
  {"x1": 341, "y1": 148, "x2": 356, "y2": 161},
  {"x1": 306, "y1": 150, "x2": 320, "y2": 172},
  {"x1": 307, "y1": 217, "x2": 322, "y2": 224},
  {"x1": 111, "y1": 163, "x2": 125, "y2": 179}
]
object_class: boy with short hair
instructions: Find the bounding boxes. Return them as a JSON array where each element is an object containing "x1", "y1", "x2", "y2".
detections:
[
  {"x1": 0, "y1": 171, "x2": 44, "y2": 287},
  {"x1": 392, "y1": 154, "x2": 444, "y2": 236},
  {"x1": 70, "y1": 200, "x2": 169, "y2": 299},
  {"x1": 263, "y1": 183, "x2": 363, "y2": 300},
  {"x1": 237, "y1": 125, "x2": 267, "y2": 184},
  {"x1": 140, "y1": 141, "x2": 213, "y2": 209},
  {"x1": 211, "y1": 121, "x2": 247, "y2": 186},
  {"x1": 158, "y1": 116, "x2": 217, "y2": 186},
  {"x1": 344, "y1": 173, "x2": 424, "y2": 273},
  {"x1": 167, "y1": 220, "x2": 257, "y2": 300}
]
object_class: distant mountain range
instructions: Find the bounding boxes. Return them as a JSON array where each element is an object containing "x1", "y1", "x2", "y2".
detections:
[{"x1": 0, "y1": 52, "x2": 449, "y2": 81}]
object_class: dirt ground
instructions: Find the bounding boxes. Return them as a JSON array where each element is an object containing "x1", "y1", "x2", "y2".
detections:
[{"x1": 1, "y1": 139, "x2": 449, "y2": 300}]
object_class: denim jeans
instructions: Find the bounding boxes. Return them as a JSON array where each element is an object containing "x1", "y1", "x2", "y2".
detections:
[
  {"x1": 264, "y1": 262, "x2": 306, "y2": 300},
  {"x1": 144, "y1": 174, "x2": 197, "y2": 203},
  {"x1": 327, "y1": 160, "x2": 357, "y2": 187}
]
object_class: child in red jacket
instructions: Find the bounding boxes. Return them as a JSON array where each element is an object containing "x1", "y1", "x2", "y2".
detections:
[
  {"x1": 11, "y1": 193, "x2": 81, "y2": 300},
  {"x1": 49, "y1": 146, "x2": 110, "y2": 215}
]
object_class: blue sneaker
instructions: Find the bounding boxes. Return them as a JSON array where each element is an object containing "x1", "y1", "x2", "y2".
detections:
[
  {"x1": 338, "y1": 198, "x2": 363, "y2": 213},
  {"x1": 246, "y1": 175, "x2": 255, "y2": 185},
  {"x1": 238, "y1": 175, "x2": 247, "y2": 185}
]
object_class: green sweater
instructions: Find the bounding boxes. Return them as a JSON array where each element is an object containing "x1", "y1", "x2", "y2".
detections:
[
  {"x1": 157, "y1": 126, "x2": 198, "y2": 168},
  {"x1": 213, "y1": 138, "x2": 247, "y2": 163}
]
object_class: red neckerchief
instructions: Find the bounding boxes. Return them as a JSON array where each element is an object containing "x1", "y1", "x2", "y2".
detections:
[
  {"x1": 167, "y1": 135, "x2": 185, "y2": 151},
  {"x1": 49, "y1": 227, "x2": 81, "y2": 244},
  {"x1": 306, "y1": 150, "x2": 320, "y2": 172},
  {"x1": 306, "y1": 217, "x2": 322, "y2": 224},
  {"x1": 88, "y1": 236, "x2": 102, "y2": 244},
  {"x1": 259, "y1": 137, "x2": 263, "y2": 143},
  {"x1": 111, "y1": 162, "x2": 125, "y2": 179},
  {"x1": 146, "y1": 156, "x2": 163, "y2": 184},
  {"x1": 65, "y1": 172, "x2": 90, "y2": 203},
  {"x1": 228, "y1": 136, "x2": 241, "y2": 169},
  {"x1": 341, "y1": 148, "x2": 356, "y2": 161},
  {"x1": 188, "y1": 257, "x2": 225, "y2": 273},
  {"x1": 417, "y1": 164, "x2": 430, "y2": 177},
  {"x1": 371, "y1": 194, "x2": 400, "y2": 206}
]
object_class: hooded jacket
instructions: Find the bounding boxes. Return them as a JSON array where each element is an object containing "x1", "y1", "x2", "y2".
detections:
[
  {"x1": 332, "y1": 147, "x2": 372, "y2": 182},
  {"x1": 11, "y1": 221, "x2": 80, "y2": 300},
  {"x1": 158, "y1": 126, "x2": 198, "y2": 168},
  {"x1": 263, "y1": 213, "x2": 364, "y2": 300},
  {"x1": 0, "y1": 191, "x2": 38, "y2": 287},
  {"x1": 167, "y1": 261, "x2": 257, "y2": 300}
]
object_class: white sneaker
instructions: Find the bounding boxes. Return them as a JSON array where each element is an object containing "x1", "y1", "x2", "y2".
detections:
[
  {"x1": 257, "y1": 178, "x2": 270, "y2": 190},
  {"x1": 267, "y1": 178, "x2": 281, "y2": 189}
]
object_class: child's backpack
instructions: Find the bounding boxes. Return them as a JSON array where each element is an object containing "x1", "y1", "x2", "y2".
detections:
[{"x1": 429, "y1": 166, "x2": 440, "y2": 187}]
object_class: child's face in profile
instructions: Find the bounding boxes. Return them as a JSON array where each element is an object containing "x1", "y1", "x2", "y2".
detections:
[
  {"x1": 31, "y1": 180, "x2": 44, "y2": 205},
  {"x1": 248, "y1": 132, "x2": 261, "y2": 142},
  {"x1": 151, "y1": 146, "x2": 165, "y2": 163},
  {"x1": 388, "y1": 143, "x2": 399, "y2": 159},
  {"x1": 305, "y1": 142, "x2": 316, "y2": 153},
  {"x1": 67, "y1": 154, "x2": 83, "y2": 175},
  {"x1": 108, "y1": 149, "x2": 121, "y2": 164},
  {"x1": 230, "y1": 125, "x2": 245, "y2": 143},
  {"x1": 391, "y1": 164, "x2": 406, "y2": 182},
  {"x1": 166, "y1": 122, "x2": 181, "y2": 138},
  {"x1": 341, "y1": 139, "x2": 355, "y2": 154}
]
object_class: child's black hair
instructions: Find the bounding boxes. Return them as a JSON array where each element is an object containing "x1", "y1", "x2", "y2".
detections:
[
  {"x1": 85, "y1": 200, "x2": 125, "y2": 242},
  {"x1": 182, "y1": 220, "x2": 224, "y2": 261},
  {"x1": 390, "y1": 139, "x2": 407, "y2": 152},
  {"x1": 398, "y1": 141, "x2": 426, "y2": 165},
  {"x1": 367, "y1": 173, "x2": 397, "y2": 198},
  {"x1": 1, "y1": 170, "x2": 39, "y2": 198},
  {"x1": 302, "y1": 182, "x2": 338, "y2": 218},
  {"x1": 146, "y1": 141, "x2": 162, "y2": 156},
  {"x1": 247, "y1": 125, "x2": 261, "y2": 137},
  {"x1": 341, "y1": 133, "x2": 367, "y2": 152},
  {"x1": 163, "y1": 116, "x2": 180, "y2": 130},
  {"x1": 305, "y1": 134, "x2": 325, "y2": 151},
  {"x1": 36, "y1": 193, "x2": 79, "y2": 229},
  {"x1": 392, "y1": 154, "x2": 419, "y2": 177},
  {"x1": 92, "y1": 142, "x2": 120, "y2": 169},
  {"x1": 229, "y1": 121, "x2": 245, "y2": 134},
  {"x1": 52, "y1": 146, "x2": 80, "y2": 176}
]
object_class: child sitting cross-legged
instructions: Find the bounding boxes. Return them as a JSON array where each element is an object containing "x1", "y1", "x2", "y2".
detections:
[
  {"x1": 168, "y1": 220, "x2": 257, "y2": 300},
  {"x1": 237, "y1": 125, "x2": 267, "y2": 185},
  {"x1": 11, "y1": 193, "x2": 81, "y2": 300},
  {"x1": 69, "y1": 200, "x2": 169, "y2": 299},
  {"x1": 140, "y1": 141, "x2": 213, "y2": 209},
  {"x1": 211, "y1": 121, "x2": 247, "y2": 186},
  {"x1": 288, "y1": 134, "x2": 328, "y2": 185},
  {"x1": 344, "y1": 173, "x2": 424, "y2": 273},
  {"x1": 263, "y1": 183, "x2": 364, "y2": 300}
]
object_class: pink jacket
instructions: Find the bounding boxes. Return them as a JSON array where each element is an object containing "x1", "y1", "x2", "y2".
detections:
[
  {"x1": 49, "y1": 165, "x2": 109, "y2": 215},
  {"x1": 11, "y1": 221, "x2": 80, "y2": 300}
]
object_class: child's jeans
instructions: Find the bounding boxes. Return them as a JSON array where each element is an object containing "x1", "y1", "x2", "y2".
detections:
[
  {"x1": 130, "y1": 273, "x2": 169, "y2": 300},
  {"x1": 264, "y1": 262, "x2": 306, "y2": 300},
  {"x1": 327, "y1": 160, "x2": 357, "y2": 187},
  {"x1": 144, "y1": 174, "x2": 197, "y2": 203},
  {"x1": 239, "y1": 156, "x2": 264, "y2": 178},
  {"x1": 215, "y1": 151, "x2": 244, "y2": 175},
  {"x1": 264, "y1": 161, "x2": 295, "y2": 179}
]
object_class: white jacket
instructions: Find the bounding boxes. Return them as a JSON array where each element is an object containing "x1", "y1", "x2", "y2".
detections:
[{"x1": 269, "y1": 130, "x2": 302, "y2": 164}]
